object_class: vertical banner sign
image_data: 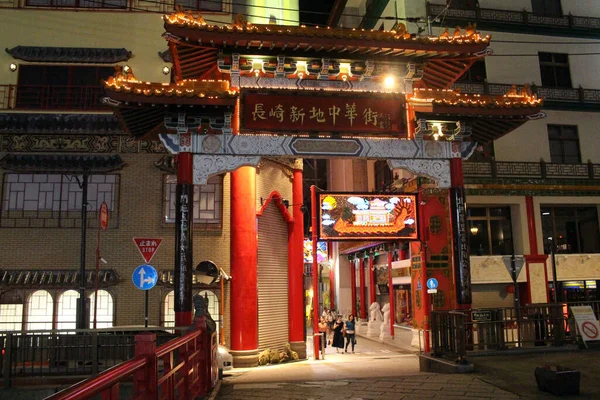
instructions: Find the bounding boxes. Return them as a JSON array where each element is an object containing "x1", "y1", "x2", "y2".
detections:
[
  {"x1": 175, "y1": 184, "x2": 194, "y2": 314},
  {"x1": 450, "y1": 187, "x2": 472, "y2": 305},
  {"x1": 99, "y1": 201, "x2": 109, "y2": 230}
]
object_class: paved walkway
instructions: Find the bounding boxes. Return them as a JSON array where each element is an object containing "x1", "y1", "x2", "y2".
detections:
[
  {"x1": 217, "y1": 375, "x2": 519, "y2": 400},
  {"x1": 218, "y1": 335, "x2": 600, "y2": 399}
]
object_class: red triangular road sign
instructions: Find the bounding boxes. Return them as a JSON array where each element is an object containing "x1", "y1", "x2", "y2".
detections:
[{"x1": 133, "y1": 238, "x2": 163, "y2": 264}]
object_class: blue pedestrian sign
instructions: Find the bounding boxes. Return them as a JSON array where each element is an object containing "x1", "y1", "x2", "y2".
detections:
[
  {"x1": 426, "y1": 278, "x2": 439, "y2": 290},
  {"x1": 132, "y1": 264, "x2": 158, "y2": 290}
]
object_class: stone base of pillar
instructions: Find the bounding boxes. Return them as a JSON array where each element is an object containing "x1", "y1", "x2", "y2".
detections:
[
  {"x1": 367, "y1": 321, "x2": 382, "y2": 337},
  {"x1": 411, "y1": 328, "x2": 425, "y2": 349},
  {"x1": 289, "y1": 341, "x2": 307, "y2": 360},
  {"x1": 355, "y1": 320, "x2": 368, "y2": 334},
  {"x1": 231, "y1": 349, "x2": 259, "y2": 368},
  {"x1": 379, "y1": 324, "x2": 391, "y2": 341}
]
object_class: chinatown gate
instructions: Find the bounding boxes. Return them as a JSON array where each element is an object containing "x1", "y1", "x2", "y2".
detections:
[{"x1": 103, "y1": 11, "x2": 543, "y2": 367}]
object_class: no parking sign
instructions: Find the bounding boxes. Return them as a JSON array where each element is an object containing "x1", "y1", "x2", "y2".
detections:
[{"x1": 571, "y1": 306, "x2": 600, "y2": 343}]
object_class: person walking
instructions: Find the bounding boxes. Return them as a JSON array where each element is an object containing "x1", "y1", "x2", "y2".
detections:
[
  {"x1": 344, "y1": 314, "x2": 356, "y2": 354},
  {"x1": 332, "y1": 315, "x2": 345, "y2": 353},
  {"x1": 318, "y1": 316, "x2": 329, "y2": 355}
]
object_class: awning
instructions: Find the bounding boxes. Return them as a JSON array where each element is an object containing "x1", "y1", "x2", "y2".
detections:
[
  {"x1": 6, "y1": 46, "x2": 132, "y2": 64},
  {"x1": 0, "y1": 154, "x2": 125, "y2": 173},
  {"x1": 0, "y1": 269, "x2": 119, "y2": 288}
]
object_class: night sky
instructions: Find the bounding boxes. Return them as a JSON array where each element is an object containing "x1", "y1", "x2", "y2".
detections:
[{"x1": 299, "y1": 0, "x2": 336, "y2": 26}]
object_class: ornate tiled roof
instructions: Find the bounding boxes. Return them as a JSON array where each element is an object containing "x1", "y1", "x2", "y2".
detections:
[
  {"x1": 5, "y1": 46, "x2": 132, "y2": 63},
  {"x1": 0, "y1": 154, "x2": 125, "y2": 173},
  {"x1": 163, "y1": 12, "x2": 490, "y2": 50}
]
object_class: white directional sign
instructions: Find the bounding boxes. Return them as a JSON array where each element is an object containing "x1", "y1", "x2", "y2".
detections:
[{"x1": 132, "y1": 264, "x2": 158, "y2": 291}]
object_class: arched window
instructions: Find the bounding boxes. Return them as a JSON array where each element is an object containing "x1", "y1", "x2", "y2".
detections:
[
  {"x1": 89, "y1": 290, "x2": 114, "y2": 329},
  {"x1": 57, "y1": 290, "x2": 79, "y2": 331},
  {"x1": 163, "y1": 290, "x2": 219, "y2": 333},
  {"x1": 163, "y1": 291, "x2": 175, "y2": 328},
  {"x1": 27, "y1": 290, "x2": 53, "y2": 331}
]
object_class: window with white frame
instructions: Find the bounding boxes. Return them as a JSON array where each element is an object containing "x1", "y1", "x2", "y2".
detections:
[
  {"x1": 27, "y1": 290, "x2": 53, "y2": 331},
  {"x1": 89, "y1": 290, "x2": 114, "y2": 329},
  {"x1": 0, "y1": 304, "x2": 23, "y2": 331},
  {"x1": 163, "y1": 175, "x2": 223, "y2": 228},
  {"x1": 1, "y1": 173, "x2": 119, "y2": 228},
  {"x1": 57, "y1": 290, "x2": 79, "y2": 331}
]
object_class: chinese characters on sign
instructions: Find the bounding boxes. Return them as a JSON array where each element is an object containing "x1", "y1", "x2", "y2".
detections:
[
  {"x1": 243, "y1": 93, "x2": 405, "y2": 135},
  {"x1": 133, "y1": 238, "x2": 163, "y2": 264}
]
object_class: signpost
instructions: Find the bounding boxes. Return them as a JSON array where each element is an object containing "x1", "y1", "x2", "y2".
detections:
[
  {"x1": 133, "y1": 238, "x2": 162, "y2": 327},
  {"x1": 502, "y1": 255, "x2": 525, "y2": 346},
  {"x1": 570, "y1": 306, "x2": 600, "y2": 347},
  {"x1": 133, "y1": 264, "x2": 158, "y2": 327},
  {"x1": 93, "y1": 201, "x2": 109, "y2": 329}
]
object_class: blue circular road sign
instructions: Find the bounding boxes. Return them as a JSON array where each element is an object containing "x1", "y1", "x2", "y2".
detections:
[
  {"x1": 132, "y1": 264, "x2": 158, "y2": 290},
  {"x1": 426, "y1": 278, "x2": 439, "y2": 290}
]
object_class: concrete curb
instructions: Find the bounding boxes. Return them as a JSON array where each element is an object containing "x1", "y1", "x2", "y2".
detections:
[{"x1": 206, "y1": 379, "x2": 222, "y2": 400}]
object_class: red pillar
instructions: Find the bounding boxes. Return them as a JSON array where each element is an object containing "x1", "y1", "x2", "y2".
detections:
[
  {"x1": 310, "y1": 185, "x2": 320, "y2": 360},
  {"x1": 387, "y1": 250, "x2": 394, "y2": 337},
  {"x1": 350, "y1": 259, "x2": 357, "y2": 317},
  {"x1": 230, "y1": 167, "x2": 258, "y2": 366},
  {"x1": 525, "y1": 195, "x2": 550, "y2": 303},
  {"x1": 368, "y1": 254, "x2": 376, "y2": 306},
  {"x1": 359, "y1": 257, "x2": 367, "y2": 320},
  {"x1": 288, "y1": 167, "x2": 305, "y2": 356},
  {"x1": 174, "y1": 150, "x2": 194, "y2": 328},
  {"x1": 329, "y1": 250, "x2": 336, "y2": 311}
]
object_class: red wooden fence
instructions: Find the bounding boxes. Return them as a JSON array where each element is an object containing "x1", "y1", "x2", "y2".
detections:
[{"x1": 46, "y1": 316, "x2": 216, "y2": 400}]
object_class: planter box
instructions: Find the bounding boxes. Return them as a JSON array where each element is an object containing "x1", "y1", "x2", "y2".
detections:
[{"x1": 535, "y1": 366, "x2": 580, "y2": 396}]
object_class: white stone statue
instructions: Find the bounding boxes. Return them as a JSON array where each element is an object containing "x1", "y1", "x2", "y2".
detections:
[
  {"x1": 369, "y1": 302, "x2": 383, "y2": 322},
  {"x1": 379, "y1": 303, "x2": 391, "y2": 341},
  {"x1": 367, "y1": 302, "x2": 383, "y2": 337}
]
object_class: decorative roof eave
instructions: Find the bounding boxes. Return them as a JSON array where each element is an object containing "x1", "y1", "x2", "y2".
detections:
[
  {"x1": 163, "y1": 14, "x2": 490, "y2": 59},
  {"x1": 103, "y1": 68, "x2": 238, "y2": 107},
  {"x1": 409, "y1": 87, "x2": 543, "y2": 113},
  {"x1": 0, "y1": 269, "x2": 120, "y2": 288},
  {"x1": 5, "y1": 46, "x2": 132, "y2": 64},
  {"x1": 104, "y1": 90, "x2": 238, "y2": 107},
  {"x1": 0, "y1": 154, "x2": 125, "y2": 173}
]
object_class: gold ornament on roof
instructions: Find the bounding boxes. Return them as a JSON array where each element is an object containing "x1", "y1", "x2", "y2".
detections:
[
  {"x1": 233, "y1": 13, "x2": 248, "y2": 28},
  {"x1": 395, "y1": 23, "x2": 411, "y2": 40},
  {"x1": 453, "y1": 26, "x2": 462, "y2": 37},
  {"x1": 465, "y1": 22, "x2": 477, "y2": 36},
  {"x1": 519, "y1": 83, "x2": 532, "y2": 96},
  {"x1": 440, "y1": 27, "x2": 450, "y2": 38}
]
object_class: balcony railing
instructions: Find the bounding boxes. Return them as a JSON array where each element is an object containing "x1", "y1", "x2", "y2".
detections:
[
  {"x1": 427, "y1": 2, "x2": 600, "y2": 36},
  {"x1": 0, "y1": 85, "x2": 109, "y2": 111},
  {"x1": 464, "y1": 160, "x2": 600, "y2": 180},
  {"x1": 453, "y1": 81, "x2": 600, "y2": 108}
]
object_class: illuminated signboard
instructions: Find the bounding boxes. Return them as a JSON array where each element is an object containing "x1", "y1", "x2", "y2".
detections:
[
  {"x1": 303, "y1": 240, "x2": 328, "y2": 264},
  {"x1": 319, "y1": 193, "x2": 418, "y2": 240},
  {"x1": 242, "y1": 93, "x2": 406, "y2": 136}
]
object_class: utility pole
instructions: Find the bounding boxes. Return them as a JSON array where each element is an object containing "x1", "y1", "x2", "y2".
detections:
[{"x1": 76, "y1": 170, "x2": 89, "y2": 330}]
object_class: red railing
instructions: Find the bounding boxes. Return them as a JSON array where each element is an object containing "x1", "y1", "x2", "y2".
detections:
[
  {"x1": 47, "y1": 316, "x2": 216, "y2": 400},
  {"x1": 0, "y1": 84, "x2": 108, "y2": 111}
]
